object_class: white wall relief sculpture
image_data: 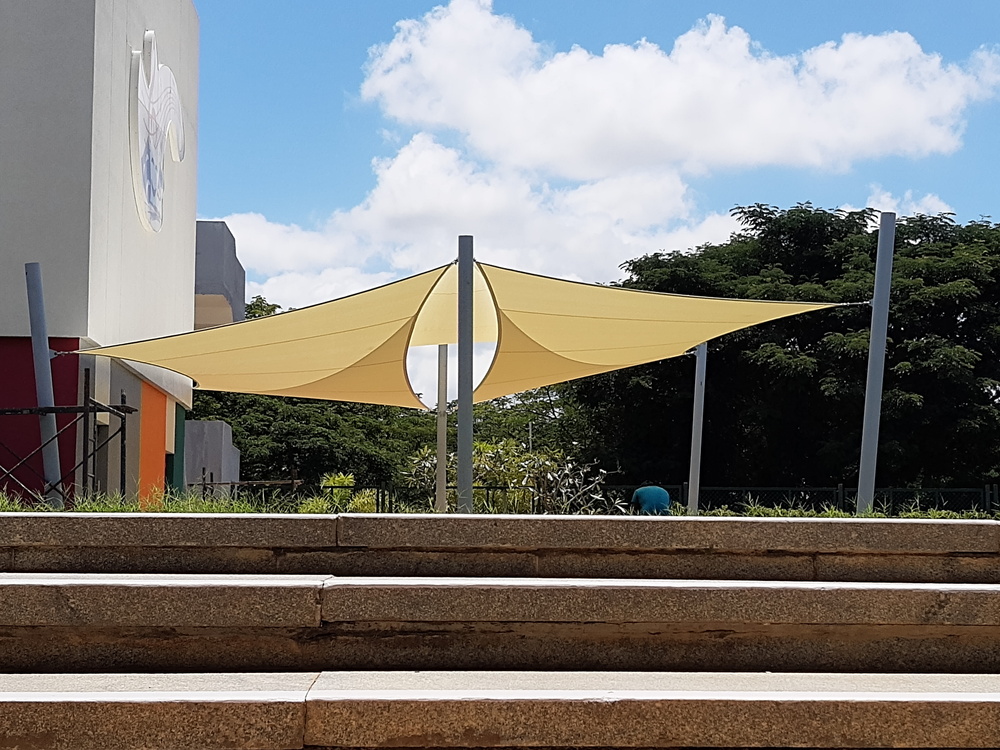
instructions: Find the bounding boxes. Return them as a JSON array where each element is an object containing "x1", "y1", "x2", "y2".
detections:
[{"x1": 129, "y1": 30, "x2": 185, "y2": 232}]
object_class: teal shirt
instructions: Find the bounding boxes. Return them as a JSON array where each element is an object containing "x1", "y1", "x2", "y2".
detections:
[{"x1": 632, "y1": 485, "x2": 671, "y2": 514}]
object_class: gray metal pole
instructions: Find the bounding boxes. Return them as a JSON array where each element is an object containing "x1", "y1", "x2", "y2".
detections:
[
  {"x1": 687, "y1": 343, "x2": 708, "y2": 516},
  {"x1": 435, "y1": 343, "x2": 448, "y2": 512},
  {"x1": 24, "y1": 263, "x2": 64, "y2": 508},
  {"x1": 857, "y1": 212, "x2": 897, "y2": 515},
  {"x1": 457, "y1": 236, "x2": 475, "y2": 513}
]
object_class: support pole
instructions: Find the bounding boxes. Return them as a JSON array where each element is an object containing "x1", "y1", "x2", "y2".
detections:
[
  {"x1": 82, "y1": 367, "x2": 91, "y2": 498},
  {"x1": 687, "y1": 343, "x2": 707, "y2": 516},
  {"x1": 456, "y1": 236, "x2": 474, "y2": 513},
  {"x1": 435, "y1": 343, "x2": 448, "y2": 512},
  {"x1": 857, "y1": 212, "x2": 897, "y2": 515},
  {"x1": 120, "y1": 391, "x2": 128, "y2": 496},
  {"x1": 24, "y1": 263, "x2": 63, "y2": 508}
]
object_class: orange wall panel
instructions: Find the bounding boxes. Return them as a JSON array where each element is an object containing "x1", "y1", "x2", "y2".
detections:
[{"x1": 138, "y1": 382, "x2": 168, "y2": 507}]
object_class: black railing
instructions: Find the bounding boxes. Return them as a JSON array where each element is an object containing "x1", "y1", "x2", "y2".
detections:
[
  {"x1": 683, "y1": 485, "x2": 1000, "y2": 515},
  {"x1": 200, "y1": 481, "x2": 1000, "y2": 516}
]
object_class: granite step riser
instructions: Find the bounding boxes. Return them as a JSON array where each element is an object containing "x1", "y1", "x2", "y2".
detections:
[
  {"x1": 5, "y1": 547, "x2": 1000, "y2": 582},
  {"x1": 8, "y1": 672, "x2": 1000, "y2": 750},
  {"x1": 5, "y1": 698, "x2": 1000, "y2": 750},
  {"x1": 4, "y1": 513, "x2": 1000, "y2": 583},
  {"x1": 4, "y1": 622, "x2": 1000, "y2": 673}
]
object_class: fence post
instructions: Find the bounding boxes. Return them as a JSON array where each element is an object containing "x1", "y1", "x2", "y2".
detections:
[
  {"x1": 837, "y1": 483, "x2": 844, "y2": 511},
  {"x1": 118, "y1": 392, "x2": 129, "y2": 497}
]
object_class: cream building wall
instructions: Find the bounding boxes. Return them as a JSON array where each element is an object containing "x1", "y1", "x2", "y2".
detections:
[
  {"x1": 0, "y1": 1, "x2": 97, "y2": 338},
  {"x1": 87, "y1": 0, "x2": 199, "y2": 349},
  {"x1": 0, "y1": 0, "x2": 198, "y2": 405}
]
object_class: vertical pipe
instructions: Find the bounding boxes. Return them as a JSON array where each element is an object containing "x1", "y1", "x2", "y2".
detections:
[
  {"x1": 687, "y1": 342, "x2": 708, "y2": 516},
  {"x1": 857, "y1": 212, "x2": 897, "y2": 515},
  {"x1": 457, "y1": 236, "x2": 475, "y2": 513},
  {"x1": 24, "y1": 263, "x2": 63, "y2": 508},
  {"x1": 435, "y1": 343, "x2": 448, "y2": 512},
  {"x1": 82, "y1": 367, "x2": 91, "y2": 498},
  {"x1": 120, "y1": 391, "x2": 128, "y2": 496}
]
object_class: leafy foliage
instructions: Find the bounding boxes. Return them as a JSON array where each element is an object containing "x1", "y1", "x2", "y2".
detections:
[
  {"x1": 402, "y1": 439, "x2": 614, "y2": 513},
  {"x1": 472, "y1": 387, "x2": 592, "y2": 456},
  {"x1": 566, "y1": 205, "x2": 1000, "y2": 487},
  {"x1": 191, "y1": 389, "x2": 436, "y2": 488},
  {"x1": 244, "y1": 295, "x2": 282, "y2": 319}
]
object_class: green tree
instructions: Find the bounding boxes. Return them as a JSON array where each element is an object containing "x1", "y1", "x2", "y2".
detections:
[
  {"x1": 244, "y1": 295, "x2": 281, "y2": 319},
  {"x1": 402, "y1": 439, "x2": 611, "y2": 513},
  {"x1": 566, "y1": 205, "x2": 1000, "y2": 488},
  {"x1": 472, "y1": 386, "x2": 591, "y2": 455}
]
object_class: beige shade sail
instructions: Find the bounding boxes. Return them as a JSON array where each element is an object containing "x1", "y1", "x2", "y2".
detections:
[
  {"x1": 82, "y1": 265, "x2": 451, "y2": 409},
  {"x1": 81, "y1": 260, "x2": 837, "y2": 408},
  {"x1": 474, "y1": 263, "x2": 836, "y2": 401}
]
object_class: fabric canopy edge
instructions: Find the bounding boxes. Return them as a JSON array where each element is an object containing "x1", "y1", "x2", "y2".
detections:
[{"x1": 476, "y1": 260, "x2": 851, "y2": 307}]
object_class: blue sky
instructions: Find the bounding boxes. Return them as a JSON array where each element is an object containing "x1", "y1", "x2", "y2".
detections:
[{"x1": 193, "y1": 0, "x2": 1000, "y2": 310}]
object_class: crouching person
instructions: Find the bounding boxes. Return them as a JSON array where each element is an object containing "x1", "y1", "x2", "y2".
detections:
[{"x1": 631, "y1": 483, "x2": 671, "y2": 515}]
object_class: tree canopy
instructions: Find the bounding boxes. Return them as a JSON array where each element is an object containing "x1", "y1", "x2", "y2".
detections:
[{"x1": 565, "y1": 205, "x2": 1000, "y2": 488}]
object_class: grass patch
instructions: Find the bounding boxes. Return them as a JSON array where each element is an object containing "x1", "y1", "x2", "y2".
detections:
[{"x1": 0, "y1": 489, "x2": 995, "y2": 519}]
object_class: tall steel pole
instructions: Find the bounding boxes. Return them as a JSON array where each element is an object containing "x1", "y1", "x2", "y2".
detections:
[
  {"x1": 857, "y1": 212, "x2": 897, "y2": 515},
  {"x1": 456, "y1": 236, "x2": 475, "y2": 513},
  {"x1": 435, "y1": 343, "x2": 448, "y2": 512},
  {"x1": 687, "y1": 343, "x2": 708, "y2": 516},
  {"x1": 24, "y1": 263, "x2": 64, "y2": 508}
]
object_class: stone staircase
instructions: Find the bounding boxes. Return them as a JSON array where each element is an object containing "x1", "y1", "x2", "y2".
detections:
[{"x1": 2, "y1": 512, "x2": 1000, "y2": 748}]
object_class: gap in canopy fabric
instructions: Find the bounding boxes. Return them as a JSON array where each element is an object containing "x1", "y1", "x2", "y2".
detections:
[{"x1": 406, "y1": 341, "x2": 499, "y2": 406}]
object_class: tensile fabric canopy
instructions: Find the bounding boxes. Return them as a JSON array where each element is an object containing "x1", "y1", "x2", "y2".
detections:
[{"x1": 82, "y1": 261, "x2": 836, "y2": 408}]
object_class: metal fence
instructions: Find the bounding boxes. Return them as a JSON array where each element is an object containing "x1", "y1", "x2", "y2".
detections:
[
  {"x1": 221, "y1": 481, "x2": 1000, "y2": 515},
  {"x1": 686, "y1": 484, "x2": 999, "y2": 515}
]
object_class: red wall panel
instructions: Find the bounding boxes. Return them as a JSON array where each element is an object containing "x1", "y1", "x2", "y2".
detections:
[{"x1": 0, "y1": 337, "x2": 79, "y2": 498}]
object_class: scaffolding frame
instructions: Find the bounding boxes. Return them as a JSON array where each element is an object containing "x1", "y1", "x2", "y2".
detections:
[{"x1": 0, "y1": 368, "x2": 136, "y2": 503}]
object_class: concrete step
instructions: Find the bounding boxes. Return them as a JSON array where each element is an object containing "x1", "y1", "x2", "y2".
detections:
[
  {"x1": 5, "y1": 574, "x2": 1000, "y2": 672},
  {"x1": 3, "y1": 671, "x2": 1000, "y2": 749},
  {"x1": 2, "y1": 512, "x2": 999, "y2": 582}
]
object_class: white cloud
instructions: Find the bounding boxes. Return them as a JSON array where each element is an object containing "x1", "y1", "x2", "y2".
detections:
[
  {"x1": 363, "y1": 1, "x2": 1000, "y2": 178},
  {"x1": 221, "y1": 134, "x2": 736, "y2": 299},
  {"x1": 245, "y1": 267, "x2": 397, "y2": 310},
  {"x1": 865, "y1": 185, "x2": 954, "y2": 217},
  {"x1": 220, "y1": 1, "x2": 994, "y2": 316},
  {"x1": 219, "y1": 212, "x2": 354, "y2": 275}
]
